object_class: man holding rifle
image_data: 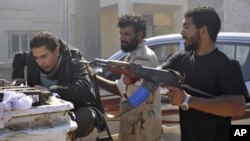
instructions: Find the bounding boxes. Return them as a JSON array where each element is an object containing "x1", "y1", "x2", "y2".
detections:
[
  {"x1": 87, "y1": 14, "x2": 163, "y2": 141},
  {"x1": 160, "y1": 6, "x2": 249, "y2": 141}
]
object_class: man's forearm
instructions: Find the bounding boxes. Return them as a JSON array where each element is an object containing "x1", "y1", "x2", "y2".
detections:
[
  {"x1": 189, "y1": 95, "x2": 246, "y2": 117},
  {"x1": 95, "y1": 75, "x2": 122, "y2": 97}
]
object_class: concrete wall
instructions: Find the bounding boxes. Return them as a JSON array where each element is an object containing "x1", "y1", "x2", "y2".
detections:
[
  {"x1": 100, "y1": 5, "x2": 120, "y2": 58},
  {"x1": 224, "y1": 0, "x2": 250, "y2": 32}
]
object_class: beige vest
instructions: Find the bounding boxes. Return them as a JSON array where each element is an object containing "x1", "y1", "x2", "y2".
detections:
[{"x1": 116, "y1": 43, "x2": 162, "y2": 141}]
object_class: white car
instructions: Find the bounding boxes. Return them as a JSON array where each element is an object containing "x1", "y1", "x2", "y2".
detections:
[{"x1": 100, "y1": 32, "x2": 250, "y2": 125}]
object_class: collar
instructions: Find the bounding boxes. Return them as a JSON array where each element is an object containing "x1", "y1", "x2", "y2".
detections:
[
  {"x1": 128, "y1": 43, "x2": 145, "y2": 58},
  {"x1": 40, "y1": 55, "x2": 62, "y2": 80}
]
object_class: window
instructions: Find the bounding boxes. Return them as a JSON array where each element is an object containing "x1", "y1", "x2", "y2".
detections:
[
  {"x1": 153, "y1": 25, "x2": 173, "y2": 36},
  {"x1": 151, "y1": 43, "x2": 180, "y2": 65},
  {"x1": 8, "y1": 31, "x2": 38, "y2": 57},
  {"x1": 216, "y1": 43, "x2": 250, "y2": 65}
]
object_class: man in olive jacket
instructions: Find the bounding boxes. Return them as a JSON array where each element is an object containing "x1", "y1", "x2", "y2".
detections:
[{"x1": 12, "y1": 31, "x2": 95, "y2": 139}]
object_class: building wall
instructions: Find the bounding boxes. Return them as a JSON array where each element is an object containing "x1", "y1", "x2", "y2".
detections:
[
  {"x1": 224, "y1": 0, "x2": 250, "y2": 32},
  {"x1": 74, "y1": 0, "x2": 101, "y2": 60},
  {"x1": 100, "y1": 5, "x2": 120, "y2": 58}
]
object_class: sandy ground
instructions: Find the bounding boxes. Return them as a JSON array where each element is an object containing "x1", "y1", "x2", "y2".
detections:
[{"x1": 75, "y1": 120, "x2": 181, "y2": 141}]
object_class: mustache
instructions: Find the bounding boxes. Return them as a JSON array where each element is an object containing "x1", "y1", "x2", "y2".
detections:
[
  {"x1": 182, "y1": 36, "x2": 187, "y2": 40},
  {"x1": 121, "y1": 41, "x2": 128, "y2": 44}
]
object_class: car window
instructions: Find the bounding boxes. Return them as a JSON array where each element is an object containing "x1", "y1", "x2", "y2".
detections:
[
  {"x1": 216, "y1": 43, "x2": 250, "y2": 81},
  {"x1": 216, "y1": 43, "x2": 249, "y2": 64},
  {"x1": 150, "y1": 43, "x2": 180, "y2": 65}
]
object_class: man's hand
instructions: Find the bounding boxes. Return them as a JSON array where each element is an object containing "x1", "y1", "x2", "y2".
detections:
[
  {"x1": 0, "y1": 79, "x2": 11, "y2": 86},
  {"x1": 10, "y1": 78, "x2": 26, "y2": 86},
  {"x1": 161, "y1": 85, "x2": 187, "y2": 106},
  {"x1": 123, "y1": 75, "x2": 139, "y2": 85},
  {"x1": 86, "y1": 64, "x2": 95, "y2": 80}
]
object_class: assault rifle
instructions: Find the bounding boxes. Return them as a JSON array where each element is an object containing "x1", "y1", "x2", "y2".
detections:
[
  {"x1": 79, "y1": 58, "x2": 184, "y2": 86},
  {"x1": 74, "y1": 58, "x2": 214, "y2": 118}
]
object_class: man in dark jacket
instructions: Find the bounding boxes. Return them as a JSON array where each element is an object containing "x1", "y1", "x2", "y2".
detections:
[{"x1": 12, "y1": 31, "x2": 95, "y2": 139}]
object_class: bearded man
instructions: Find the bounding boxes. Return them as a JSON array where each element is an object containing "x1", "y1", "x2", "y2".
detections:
[
  {"x1": 160, "y1": 6, "x2": 249, "y2": 141},
  {"x1": 87, "y1": 14, "x2": 163, "y2": 141}
]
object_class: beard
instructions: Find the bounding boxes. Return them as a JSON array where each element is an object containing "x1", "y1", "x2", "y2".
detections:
[
  {"x1": 184, "y1": 32, "x2": 201, "y2": 52},
  {"x1": 120, "y1": 37, "x2": 139, "y2": 52}
]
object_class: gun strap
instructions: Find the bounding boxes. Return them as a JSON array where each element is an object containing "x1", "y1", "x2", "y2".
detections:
[
  {"x1": 92, "y1": 73, "x2": 113, "y2": 141},
  {"x1": 93, "y1": 74, "x2": 105, "y2": 113},
  {"x1": 122, "y1": 85, "x2": 128, "y2": 99}
]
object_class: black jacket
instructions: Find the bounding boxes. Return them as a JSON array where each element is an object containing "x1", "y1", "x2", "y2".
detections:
[{"x1": 12, "y1": 39, "x2": 93, "y2": 108}]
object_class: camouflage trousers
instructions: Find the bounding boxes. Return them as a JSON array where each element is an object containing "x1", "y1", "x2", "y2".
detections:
[{"x1": 118, "y1": 104, "x2": 163, "y2": 141}]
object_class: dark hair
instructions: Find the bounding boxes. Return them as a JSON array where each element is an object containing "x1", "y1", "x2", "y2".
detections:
[
  {"x1": 184, "y1": 6, "x2": 221, "y2": 42},
  {"x1": 117, "y1": 14, "x2": 146, "y2": 38},
  {"x1": 30, "y1": 31, "x2": 59, "y2": 52}
]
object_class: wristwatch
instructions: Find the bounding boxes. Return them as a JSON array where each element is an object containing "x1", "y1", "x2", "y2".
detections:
[{"x1": 180, "y1": 94, "x2": 191, "y2": 111}]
